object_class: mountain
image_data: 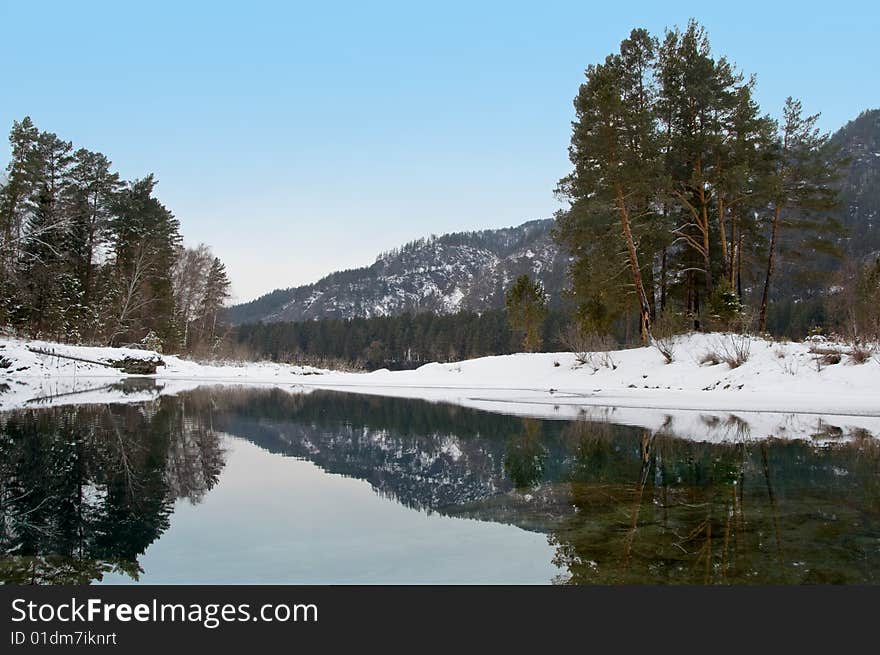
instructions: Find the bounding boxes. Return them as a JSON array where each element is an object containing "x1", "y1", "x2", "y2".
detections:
[
  {"x1": 227, "y1": 218, "x2": 570, "y2": 324},
  {"x1": 229, "y1": 110, "x2": 880, "y2": 327},
  {"x1": 832, "y1": 109, "x2": 880, "y2": 257}
]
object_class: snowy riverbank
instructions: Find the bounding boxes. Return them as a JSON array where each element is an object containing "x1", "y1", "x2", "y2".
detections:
[{"x1": 2, "y1": 333, "x2": 879, "y2": 442}]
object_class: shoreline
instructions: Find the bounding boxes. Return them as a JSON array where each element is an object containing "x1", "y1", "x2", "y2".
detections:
[{"x1": 3, "y1": 334, "x2": 879, "y2": 443}]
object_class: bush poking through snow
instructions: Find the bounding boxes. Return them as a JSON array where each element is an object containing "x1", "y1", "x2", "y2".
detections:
[
  {"x1": 559, "y1": 324, "x2": 617, "y2": 372},
  {"x1": 649, "y1": 317, "x2": 681, "y2": 364},
  {"x1": 699, "y1": 350, "x2": 722, "y2": 366},
  {"x1": 588, "y1": 349, "x2": 617, "y2": 373},
  {"x1": 716, "y1": 333, "x2": 751, "y2": 369},
  {"x1": 651, "y1": 312, "x2": 690, "y2": 364},
  {"x1": 653, "y1": 335, "x2": 675, "y2": 364},
  {"x1": 776, "y1": 355, "x2": 801, "y2": 376},
  {"x1": 848, "y1": 343, "x2": 875, "y2": 365}
]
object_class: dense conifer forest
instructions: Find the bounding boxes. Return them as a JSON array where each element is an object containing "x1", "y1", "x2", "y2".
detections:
[{"x1": 0, "y1": 118, "x2": 230, "y2": 355}]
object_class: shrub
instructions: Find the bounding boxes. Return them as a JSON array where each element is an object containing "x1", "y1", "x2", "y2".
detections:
[
  {"x1": 848, "y1": 342, "x2": 875, "y2": 365},
  {"x1": 558, "y1": 323, "x2": 617, "y2": 372},
  {"x1": 651, "y1": 312, "x2": 688, "y2": 364},
  {"x1": 716, "y1": 333, "x2": 751, "y2": 368}
]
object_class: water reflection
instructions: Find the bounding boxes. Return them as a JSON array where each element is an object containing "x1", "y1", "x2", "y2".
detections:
[
  {"x1": 2, "y1": 385, "x2": 879, "y2": 584},
  {"x1": 0, "y1": 392, "x2": 224, "y2": 584}
]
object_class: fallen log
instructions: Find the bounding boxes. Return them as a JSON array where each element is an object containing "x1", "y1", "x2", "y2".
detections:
[{"x1": 26, "y1": 346, "x2": 164, "y2": 375}]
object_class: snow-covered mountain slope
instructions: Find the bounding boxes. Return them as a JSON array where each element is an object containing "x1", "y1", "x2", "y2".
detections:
[{"x1": 226, "y1": 218, "x2": 569, "y2": 324}]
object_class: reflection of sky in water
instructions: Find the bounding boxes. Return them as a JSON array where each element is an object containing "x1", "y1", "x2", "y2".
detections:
[{"x1": 101, "y1": 436, "x2": 558, "y2": 584}]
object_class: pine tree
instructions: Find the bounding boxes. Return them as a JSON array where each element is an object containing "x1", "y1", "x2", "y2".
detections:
[
  {"x1": 556, "y1": 29, "x2": 660, "y2": 344},
  {"x1": 0, "y1": 117, "x2": 40, "y2": 317},
  {"x1": 67, "y1": 149, "x2": 122, "y2": 314},
  {"x1": 758, "y1": 98, "x2": 842, "y2": 331},
  {"x1": 106, "y1": 175, "x2": 181, "y2": 347},
  {"x1": 505, "y1": 275, "x2": 548, "y2": 352},
  {"x1": 11, "y1": 130, "x2": 76, "y2": 337},
  {"x1": 15, "y1": 185, "x2": 72, "y2": 336},
  {"x1": 657, "y1": 21, "x2": 742, "y2": 316}
]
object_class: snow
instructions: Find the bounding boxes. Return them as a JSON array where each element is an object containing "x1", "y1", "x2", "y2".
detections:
[{"x1": 2, "y1": 333, "x2": 879, "y2": 443}]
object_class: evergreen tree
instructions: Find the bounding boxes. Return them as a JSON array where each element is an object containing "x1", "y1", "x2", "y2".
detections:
[
  {"x1": 0, "y1": 117, "x2": 40, "y2": 317},
  {"x1": 106, "y1": 175, "x2": 181, "y2": 347},
  {"x1": 555, "y1": 21, "x2": 845, "y2": 338},
  {"x1": 506, "y1": 275, "x2": 548, "y2": 352},
  {"x1": 556, "y1": 29, "x2": 659, "y2": 344},
  {"x1": 11, "y1": 130, "x2": 76, "y2": 337},
  {"x1": 198, "y1": 256, "x2": 231, "y2": 349},
  {"x1": 758, "y1": 97, "x2": 842, "y2": 331},
  {"x1": 67, "y1": 149, "x2": 122, "y2": 315},
  {"x1": 657, "y1": 21, "x2": 742, "y2": 319}
]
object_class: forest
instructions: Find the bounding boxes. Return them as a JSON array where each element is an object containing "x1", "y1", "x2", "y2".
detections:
[
  {"x1": 0, "y1": 118, "x2": 231, "y2": 355},
  {"x1": 555, "y1": 20, "x2": 850, "y2": 345},
  {"x1": 232, "y1": 309, "x2": 570, "y2": 370}
]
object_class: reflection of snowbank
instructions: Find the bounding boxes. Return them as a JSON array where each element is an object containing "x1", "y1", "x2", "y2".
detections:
[{"x1": 2, "y1": 334, "x2": 879, "y2": 443}]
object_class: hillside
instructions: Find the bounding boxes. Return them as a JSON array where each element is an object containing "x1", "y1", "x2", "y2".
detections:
[
  {"x1": 228, "y1": 109, "x2": 880, "y2": 327},
  {"x1": 226, "y1": 219, "x2": 569, "y2": 324},
  {"x1": 833, "y1": 108, "x2": 880, "y2": 257}
]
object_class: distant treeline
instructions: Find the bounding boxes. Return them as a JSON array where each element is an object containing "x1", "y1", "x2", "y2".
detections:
[{"x1": 232, "y1": 310, "x2": 570, "y2": 370}]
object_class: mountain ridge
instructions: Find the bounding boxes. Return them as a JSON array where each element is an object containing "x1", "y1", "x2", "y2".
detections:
[
  {"x1": 229, "y1": 108, "x2": 880, "y2": 326},
  {"x1": 226, "y1": 218, "x2": 570, "y2": 325}
]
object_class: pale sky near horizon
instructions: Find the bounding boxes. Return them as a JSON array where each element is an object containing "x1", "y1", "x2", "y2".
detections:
[{"x1": 2, "y1": 1, "x2": 878, "y2": 303}]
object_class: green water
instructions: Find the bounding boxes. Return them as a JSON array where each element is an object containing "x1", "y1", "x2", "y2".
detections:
[{"x1": 1, "y1": 384, "x2": 879, "y2": 584}]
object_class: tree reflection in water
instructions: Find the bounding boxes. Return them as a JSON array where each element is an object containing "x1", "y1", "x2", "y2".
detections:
[
  {"x1": 2, "y1": 386, "x2": 879, "y2": 584},
  {"x1": 0, "y1": 394, "x2": 224, "y2": 584},
  {"x1": 550, "y1": 418, "x2": 880, "y2": 584}
]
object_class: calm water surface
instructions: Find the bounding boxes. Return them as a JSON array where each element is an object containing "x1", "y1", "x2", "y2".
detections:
[{"x1": 2, "y1": 384, "x2": 879, "y2": 584}]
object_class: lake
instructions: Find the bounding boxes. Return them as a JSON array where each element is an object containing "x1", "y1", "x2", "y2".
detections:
[{"x1": 2, "y1": 384, "x2": 879, "y2": 584}]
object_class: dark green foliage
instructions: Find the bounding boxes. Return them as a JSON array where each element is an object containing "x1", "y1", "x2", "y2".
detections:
[
  {"x1": 706, "y1": 279, "x2": 745, "y2": 331},
  {"x1": 105, "y1": 175, "x2": 181, "y2": 346},
  {"x1": 232, "y1": 308, "x2": 569, "y2": 369},
  {"x1": 505, "y1": 274, "x2": 548, "y2": 351},
  {"x1": 0, "y1": 117, "x2": 228, "y2": 351},
  {"x1": 556, "y1": 21, "x2": 846, "y2": 338}
]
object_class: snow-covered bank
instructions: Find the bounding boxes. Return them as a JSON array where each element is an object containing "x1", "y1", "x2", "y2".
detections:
[{"x1": 2, "y1": 333, "x2": 879, "y2": 442}]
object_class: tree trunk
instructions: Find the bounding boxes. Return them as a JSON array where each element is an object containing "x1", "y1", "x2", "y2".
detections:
[
  {"x1": 718, "y1": 197, "x2": 729, "y2": 282},
  {"x1": 616, "y1": 186, "x2": 652, "y2": 344},
  {"x1": 759, "y1": 206, "x2": 782, "y2": 332},
  {"x1": 660, "y1": 247, "x2": 668, "y2": 314},
  {"x1": 736, "y1": 226, "x2": 745, "y2": 300},
  {"x1": 727, "y1": 207, "x2": 737, "y2": 287},
  {"x1": 701, "y1": 203, "x2": 713, "y2": 293}
]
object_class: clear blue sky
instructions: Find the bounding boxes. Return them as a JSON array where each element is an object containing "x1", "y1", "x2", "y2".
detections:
[{"x1": 2, "y1": 0, "x2": 877, "y2": 302}]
